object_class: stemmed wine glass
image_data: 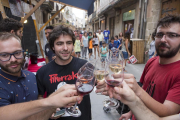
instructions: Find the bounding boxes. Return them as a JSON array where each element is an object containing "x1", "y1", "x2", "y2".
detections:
[
  {"x1": 104, "y1": 52, "x2": 124, "y2": 111},
  {"x1": 94, "y1": 58, "x2": 109, "y2": 95},
  {"x1": 66, "y1": 62, "x2": 95, "y2": 117}
]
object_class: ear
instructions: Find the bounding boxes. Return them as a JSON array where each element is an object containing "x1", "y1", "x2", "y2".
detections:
[{"x1": 10, "y1": 30, "x2": 15, "y2": 34}]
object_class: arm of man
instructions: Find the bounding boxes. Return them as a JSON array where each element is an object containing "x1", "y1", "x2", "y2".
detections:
[
  {"x1": 0, "y1": 84, "x2": 82, "y2": 120},
  {"x1": 111, "y1": 81, "x2": 180, "y2": 120},
  {"x1": 113, "y1": 73, "x2": 180, "y2": 117}
]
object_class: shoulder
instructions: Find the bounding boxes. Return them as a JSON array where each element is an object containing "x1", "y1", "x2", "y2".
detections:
[
  {"x1": 145, "y1": 57, "x2": 158, "y2": 69},
  {"x1": 23, "y1": 70, "x2": 35, "y2": 76}
]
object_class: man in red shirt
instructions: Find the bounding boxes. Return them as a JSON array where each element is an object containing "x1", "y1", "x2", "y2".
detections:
[{"x1": 107, "y1": 15, "x2": 180, "y2": 120}]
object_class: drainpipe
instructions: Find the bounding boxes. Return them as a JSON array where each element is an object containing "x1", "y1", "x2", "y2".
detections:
[
  {"x1": 139, "y1": 0, "x2": 144, "y2": 39},
  {"x1": 142, "y1": 0, "x2": 148, "y2": 39},
  {"x1": 138, "y1": 0, "x2": 142, "y2": 38}
]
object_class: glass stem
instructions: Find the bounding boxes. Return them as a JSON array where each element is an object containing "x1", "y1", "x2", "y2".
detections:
[{"x1": 73, "y1": 102, "x2": 78, "y2": 111}]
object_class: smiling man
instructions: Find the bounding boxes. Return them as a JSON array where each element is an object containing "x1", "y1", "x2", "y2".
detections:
[{"x1": 36, "y1": 25, "x2": 93, "y2": 120}]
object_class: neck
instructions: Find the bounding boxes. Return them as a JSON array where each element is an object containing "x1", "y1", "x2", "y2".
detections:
[
  {"x1": 159, "y1": 53, "x2": 180, "y2": 64},
  {"x1": 55, "y1": 56, "x2": 73, "y2": 65},
  {"x1": 1, "y1": 69, "x2": 21, "y2": 77}
]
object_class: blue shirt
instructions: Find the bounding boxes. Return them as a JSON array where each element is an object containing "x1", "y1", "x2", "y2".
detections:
[
  {"x1": 103, "y1": 30, "x2": 110, "y2": 39},
  {"x1": 114, "y1": 40, "x2": 120, "y2": 48},
  {"x1": 0, "y1": 70, "x2": 38, "y2": 107},
  {"x1": 109, "y1": 43, "x2": 114, "y2": 50},
  {"x1": 45, "y1": 43, "x2": 55, "y2": 62}
]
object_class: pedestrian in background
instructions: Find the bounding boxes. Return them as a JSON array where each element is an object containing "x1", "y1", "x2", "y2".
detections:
[
  {"x1": 100, "y1": 41, "x2": 108, "y2": 64},
  {"x1": 103, "y1": 27, "x2": 110, "y2": 44},
  {"x1": 145, "y1": 32, "x2": 156, "y2": 59},
  {"x1": 97, "y1": 30, "x2": 104, "y2": 47},
  {"x1": 74, "y1": 36, "x2": 81, "y2": 58},
  {"x1": 88, "y1": 37, "x2": 93, "y2": 60},
  {"x1": 93, "y1": 32, "x2": 99, "y2": 59},
  {"x1": 121, "y1": 32, "x2": 131, "y2": 66},
  {"x1": 119, "y1": 32, "x2": 124, "y2": 50},
  {"x1": 81, "y1": 32, "x2": 88, "y2": 59}
]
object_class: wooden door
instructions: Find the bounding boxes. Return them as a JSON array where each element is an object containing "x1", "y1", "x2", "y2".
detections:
[
  {"x1": 161, "y1": 0, "x2": 180, "y2": 18},
  {"x1": 109, "y1": 17, "x2": 115, "y2": 38}
]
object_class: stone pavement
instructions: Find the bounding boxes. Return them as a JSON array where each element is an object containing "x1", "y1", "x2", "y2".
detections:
[{"x1": 88, "y1": 58, "x2": 146, "y2": 120}]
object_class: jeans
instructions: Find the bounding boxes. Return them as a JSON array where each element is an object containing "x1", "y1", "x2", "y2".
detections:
[
  {"x1": 104, "y1": 39, "x2": 109, "y2": 44},
  {"x1": 82, "y1": 47, "x2": 88, "y2": 58},
  {"x1": 99, "y1": 41, "x2": 102, "y2": 47}
]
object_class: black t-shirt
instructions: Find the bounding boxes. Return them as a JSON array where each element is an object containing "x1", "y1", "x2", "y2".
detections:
[
  {"x1": 45, "y1": 43, "x2": 55, "y2": 62},
  {"x1": 36, "y1": 57, "x2": 91, "y2": 120}
]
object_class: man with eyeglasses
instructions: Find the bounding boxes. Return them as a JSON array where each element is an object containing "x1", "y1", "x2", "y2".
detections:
[
  {"x1": 0, "y1": 18, "x2": 23, "y2": 39},
  {"x1": 0, "y1": 32, "x2": 83, "y2": 120},
  {"x1": 45, "y1": 26, "x2": 56, "y2": 63},
  {"x1": 106, "y1": 15, "x2": 180, "y2": 120}
]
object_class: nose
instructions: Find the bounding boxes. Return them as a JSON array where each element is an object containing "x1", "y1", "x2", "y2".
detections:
[
  {"x1": 63, "y1": 44, "x2": 68, "y2": 50},
  {"x1": 160, "y1": 35, "x2": 167, "y2": 42},
  {"x1": 10, "y1": 55, "x2": 17, "y2": 62}
]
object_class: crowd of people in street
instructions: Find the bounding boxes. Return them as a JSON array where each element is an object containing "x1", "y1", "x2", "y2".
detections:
[{"x1": 0, "y1": 14, "x2": 179, "y2": 120}]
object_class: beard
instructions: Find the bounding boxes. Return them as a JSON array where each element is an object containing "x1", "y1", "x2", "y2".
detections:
[
  {"x1": 0, "y1": 59, "x2": 24, "y2": 74},
  {"x1": 56, "y1": 50, "x2": 72, "y2": 61},
  {"x1": 156, "y1": 43, "x2": 180, "y2": 58},
  {"x1": 15, "y1": 32, "x2": 22, "y2": 40}
]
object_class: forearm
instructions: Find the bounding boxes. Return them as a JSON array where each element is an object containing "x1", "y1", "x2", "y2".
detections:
[
  {"x1": 128, "y1": 96, "x2": 160, "y2": 120},
  {"x1": 160, "y1": 114, "x2": 180, "y2": 120},
  {"x1": 0, "y1": 99, "x2": 53, "y2": 120},
  {"x1": 24, "y1": 108, "x2": 55, "y2": 120},
  {"x1": 137, "y1": 88, "x2": 172, "y2": 116}
]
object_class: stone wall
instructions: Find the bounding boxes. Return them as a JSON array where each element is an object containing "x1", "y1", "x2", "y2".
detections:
[{"x1": 145, "y1": 0, "x2": 161, "y2": 62}]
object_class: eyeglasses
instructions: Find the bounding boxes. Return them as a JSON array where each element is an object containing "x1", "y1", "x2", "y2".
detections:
[
  {"x1": 155, "y1": 32, "x2": 180, "y2": 40},
  {"x1": 0, "y1": 50, "x2": 24, "y2": 62}
]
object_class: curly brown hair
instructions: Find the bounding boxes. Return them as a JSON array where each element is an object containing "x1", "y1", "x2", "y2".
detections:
[{"x1": 49, "y1": 25, "x2": 75, "y2": 53}]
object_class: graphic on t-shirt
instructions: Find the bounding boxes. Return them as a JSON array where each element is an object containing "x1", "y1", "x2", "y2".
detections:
[
  {"x1": 105, "y1": 32, "x2": 108, "y2": 37},
  {"x1": 49, "y1": 71, "x2": 77, "y2": 84},
  {"x1": 146, "y1": 81, "x2": 156, "y2": 97},
  {"x1": 46, "y1": 48, "x2": 49, "y2": 52}
]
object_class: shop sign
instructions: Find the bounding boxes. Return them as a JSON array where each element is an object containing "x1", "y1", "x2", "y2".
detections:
[{"x1": 123, "y1": 10, "x2": 135, "y2": 21}]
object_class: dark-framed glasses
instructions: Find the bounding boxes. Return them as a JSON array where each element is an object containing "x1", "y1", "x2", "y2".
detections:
[
  {"x1": 155, "y1": 32, "x2": 180, "y2": 40},
  {"x1": 0, "y1": 50, "x2": 24, "y2": 62}
]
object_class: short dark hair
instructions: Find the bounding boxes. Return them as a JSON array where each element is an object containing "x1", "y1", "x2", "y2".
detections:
[
  {"x1": 45, "y1": 26, "x2": 54, "y2": 30},
  {"x1": 0, "y1": 32, "x2": 21, "y2": 42},
  {"x1": 115, "y1": 35, "x2": 118, "y2": 39},
  {"x1": 0, "y1": 18, "x2": 23, "y2": 32},
  {"x1": 154, "y1": 15, "x2": 180, "y2": 35},
  {"x1": 111, "y1": 36, "x2": 114, "y2": 40},
  {"x1": 124, "y1": 32, "x2": 130, "y2": 40},
  {"x1": 49, "y1": 25, "x2": 75, "y2": 53}
]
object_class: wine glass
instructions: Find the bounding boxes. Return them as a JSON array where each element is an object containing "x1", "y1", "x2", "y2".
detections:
[
  {"x1": 66, "y1": 62, "x2": 95, "y2": 117},
  {"x1": 104, "y1": 53, "x2": 124, "y2": 110},
  {"x1": 94, "y1": 58, "x2": 109, "y2": 95}
]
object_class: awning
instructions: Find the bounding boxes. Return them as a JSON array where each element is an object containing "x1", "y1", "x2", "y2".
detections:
[{"x1": 53, "y1": 0, "x2": 94, "y2": 16}]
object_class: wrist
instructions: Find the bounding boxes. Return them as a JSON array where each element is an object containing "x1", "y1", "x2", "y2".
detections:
[
  {"x1": 135, "y1": 86, "x2": 142, "y2": 97},
  {"x1": 42, "y1": 98, "x2": 57, "y2": 109}
]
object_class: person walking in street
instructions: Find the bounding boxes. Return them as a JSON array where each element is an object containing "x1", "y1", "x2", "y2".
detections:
[
  {"x1": 93, "y1": 32, "x2": 99, "y2": 59},
  {"x1": 74, "y1": 36, "x2": 81, "y2": 58},
  {"x1": 121, "y1": 32, "x2": 131, "y2": 66},
  {"x1": 88, "y1": 37, "x2": 93, "y2": 60},
  {"x1": 97, "y1": 30, "x2": 104, "y2": 48},
  {"x1": 100, "y1": 41, "x2": 108, "y2": 64},
  {"x1": 81, "y1": 32, "x2": 88, "y2": 59},
  {"x1": 118, "y1": 32, "x2": 124, "y2": 50},
  {"x1": 0, "y1": 32, "x2": 83, "y2": 120},
  {"x1": 103, "y1": 27, "x2": 110, "y2": 44},
  {"x1": 107, "y1": 15, "x2": 180, "y2": 120},
  {"x1": 36, "y1": 25, "x2": 106, "y2": 120},
  {"x1": 145, "y1": 32, "x2": 157, "y2": 59}
]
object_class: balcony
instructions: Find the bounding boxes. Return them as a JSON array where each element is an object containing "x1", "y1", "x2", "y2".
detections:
[
  {"x1": 41, "y1": 1, "x2": 54, "y2": 13},
  {"x1": 92, "y1": 11, "x2": 96, "y2": 19}
]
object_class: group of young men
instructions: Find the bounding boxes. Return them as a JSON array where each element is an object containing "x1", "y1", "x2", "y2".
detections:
[{"x1": 0, "y1": 14, "x2": 180, "y2": 120}]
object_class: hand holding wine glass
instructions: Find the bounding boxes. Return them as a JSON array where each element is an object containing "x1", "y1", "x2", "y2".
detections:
[{"x1": 66, "y1": 62, "x2": 96, "y2": 117}]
